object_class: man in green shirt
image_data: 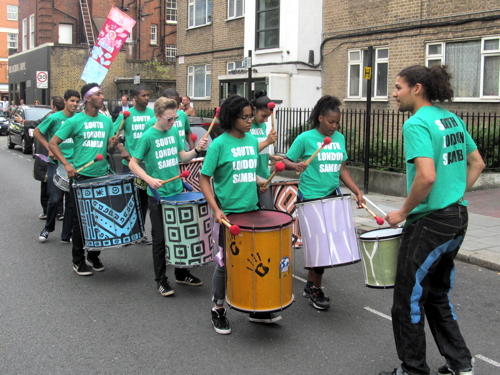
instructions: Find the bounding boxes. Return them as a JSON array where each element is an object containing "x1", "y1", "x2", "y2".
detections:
[
  {"x1": 380, "y1": 65, "x2": 485, "y2": 375},
  {"x1": 35, "y1": 90, "x2": 80, "y2": 244},
  {"x1": 49, "y1": 83, "x2": 118, "y2": 277}
]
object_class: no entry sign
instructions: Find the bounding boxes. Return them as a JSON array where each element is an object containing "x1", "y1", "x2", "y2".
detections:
[{"x1": 36, "y1": 71, "x2": 48, "y2": 88}]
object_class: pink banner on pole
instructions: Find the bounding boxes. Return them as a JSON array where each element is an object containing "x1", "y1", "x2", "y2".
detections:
[{"x1": 81, "y1": 7, "x2": 136, "y2": 84}]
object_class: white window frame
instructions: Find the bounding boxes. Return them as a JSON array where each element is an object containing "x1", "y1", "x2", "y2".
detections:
[
  {"x1": 227, "y1": 61, "x2": 243, "y2": 72},
  {"x1": 347, "y1": 47, "x2": 389, "y2": 99},
  {"x1": 227, "y1": 0, "x2": 244, "y2": 20},
  {"x1": 187, "y1": 64, "x2": 211, "y2": 99},
  {"x1": 8, "y1": 33, "x2": 18, "y2": 49},
  {"x1": 166, "y1": 45, "x2": 177, "y2": 62},
  {"x1": 29, "y1": 14, "x2": 35, "y2": 49},
  {"x1": 126, "y1": 29, "x2": 133, "y2": 43},
  {"x1": 188, "y1": 0, "x2": 212, "y2": 29},
  {"x1": 166, "y1": 0, "x2": 177, "y2": 24},
  {"x1": 7, "y1": 5, "x2": 18, "y2": 21},
  {"x1": 426, "y1": 37, "x2": 500, "y2": 99},
  {"x1": 22, "y1": 18, "x2": 27, "y2": 51},
  {"x1": 150, "y1": 24, "x2": 158, "y2": 45}
]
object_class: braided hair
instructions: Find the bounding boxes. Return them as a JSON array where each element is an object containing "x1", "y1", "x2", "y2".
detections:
[
  {"x1": 219, "y1": 95, "x2": 251, "y2": 132},
  {"x1": 308, "y1": 95, "x2": 342, "y2": 129},
  {"x1": 397, "y1": 65, "x2": 453, "y2": 102}
]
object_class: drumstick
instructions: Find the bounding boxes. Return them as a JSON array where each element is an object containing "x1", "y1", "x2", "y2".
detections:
[
  {"x1": 267, "y1": 102, "x2": 276, "y2": 148},
  {"x1": 160, "y1": 170, "x2": 190, "y2": 185},
  {"x1": 75, "y1": 154, "x2": 104, "y2": 173},
  {"x1": 361, "y1": 203, "x2": 384, "y2": 225},
  {"x1": 363, "y1": 195, "x2": 387, "y2": 217},
  {"x1": 296, "y1": 136, "x2": 332, "y2": 175},
  {"x1": 221, "y1": 219, "x2": 240, "y2": 236},
  {"x1": 114, "y1": 110, "x2": 131, "y2": 137},
  {"x1": 196, "y1": 107, "x2": 220, "y2": 151},
  {"x1": 262, "y1": 161, "x2": 285, "y2": 188}
]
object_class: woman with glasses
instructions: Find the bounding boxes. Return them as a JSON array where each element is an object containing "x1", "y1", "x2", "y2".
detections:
[
  {"x1": 282, "y1": 95, "x2": 364, "y2": 310},
  {"x1": 129, "y1": 97, "x2": 208, "y2": 297},
  {"x1": 200, "y1": 95, "x2": 280, "y2": 335}
]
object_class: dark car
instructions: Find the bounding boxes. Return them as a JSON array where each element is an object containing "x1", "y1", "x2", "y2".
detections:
[
  {"x1": 0, "y1": 114, "x2": 8, "y2": 135},
  {"x1": 7, "y1": 105, "x2": 52, "y2": 154}
]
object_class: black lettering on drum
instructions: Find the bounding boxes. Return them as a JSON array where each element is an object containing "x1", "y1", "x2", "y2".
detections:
[
  {"x1": 230, "y1": 241, "x2": 239, "y2": 256},
  {"x1": 246, "y1": 252, "x2": 270, "y2": 277}
]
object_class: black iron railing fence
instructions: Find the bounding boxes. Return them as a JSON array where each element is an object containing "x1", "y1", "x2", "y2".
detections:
[{"x1": 196, "y1": 107, "x2": 500, "y2": 172}]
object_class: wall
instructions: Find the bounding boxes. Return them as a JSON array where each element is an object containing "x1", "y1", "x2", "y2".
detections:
[{"x1": 0, "y1": 0, "x2": 18, "y2": 97}]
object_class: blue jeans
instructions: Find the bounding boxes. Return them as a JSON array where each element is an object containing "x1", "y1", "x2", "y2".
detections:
[
  {"x1": 45, "y1": 163, "x2": 73, "y2": 240},
  {"x1": 391, "y1": 204, "x2": 472, "y2": 374}
]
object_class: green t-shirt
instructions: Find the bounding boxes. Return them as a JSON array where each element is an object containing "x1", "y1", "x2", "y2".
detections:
[
  {"x1": 286, "y1": 129, "x2": 347, "y2": 200},
  {"x1": 132, "y1": 125, "x2": 184, "y2": 198},
  {"x1": 145, "y1": 110, "x2": 191, "y2": 148},
  {"x1": 200, "y1": 132, "x2": 259, "y2": 214},
  {"x1": 403, "y1": 106, "x2": 477, "y2": 223},
  {"x1": 250, "y1": 121, "x2": 271, "y2": 179},
  {"x1": 37, "y1": 111, "x2": 75, "y2": 163},
  {"x1": 54, "y1": 111, "x2": 113, "y2": 177},
  {"x1": 113, "y1": 106, "x2": 155, "y2": 166}
]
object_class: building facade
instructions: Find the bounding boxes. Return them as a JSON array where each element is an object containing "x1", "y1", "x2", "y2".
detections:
[
  {"x1": 176, "y1": 0, "x2": 323, "y2": 109},
  {"x1": 0, "y1": 0, "x2": 18, "y2": 100},
  {"x1": 9, "y1": 0, "x2": 176, "y2": 105},
  {"x1": 322, "y1": 0, "x2": 500, "y2": 112}
]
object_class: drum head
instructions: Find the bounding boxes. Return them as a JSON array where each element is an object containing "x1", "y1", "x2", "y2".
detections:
[
  {"x1": 227, "y1": 210, "x2": 293, "y2": 230},
  {"x1": 76, "y1": 174, "x2": 130, "y2": 187},
  {"x1": 161, "y1": 191, "x2": 205, "y2": 205},
  {"x1": 359, "y1": 227, "x2": 402, "y2": 240},
  {"x1": 298, "y1": 193, "x2": 351, "y2": 205},
  {"x1": 56, "y1": 164, "x2": 68, "y2": 177}
]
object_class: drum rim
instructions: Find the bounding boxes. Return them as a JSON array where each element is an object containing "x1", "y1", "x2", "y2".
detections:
[
  {"x1": 73, "y1": 174, "x2": 133, "y2": 187},
  {"x1": 359, "y1": 227, "x2": 403, "y2": 240},
  {"x1": 296, "y1": 193, "x2": 352, "y2": 206},
  {"x1": 227, "y1": 209, "x2": 294, "y2": 230},
  {"x1": 160, "y1": 191, "x2": 206, "y2": 205},
  {"x1": 53, "y1": 174, "x2": 70, "y2": 192}
]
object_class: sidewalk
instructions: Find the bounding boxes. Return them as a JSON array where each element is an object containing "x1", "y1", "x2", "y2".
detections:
[{"x1": 351, "y1": 188, "x2": 500, "y2": 272}]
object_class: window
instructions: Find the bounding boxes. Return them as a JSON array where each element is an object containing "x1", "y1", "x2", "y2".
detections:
[
  {"x1": 126, "y1": 29, "x2": 133, "y2": 43},
  {"x1": 256, "y1": 0, "x2": 279, "y2": 50},
  {"x1": 7, "y1": 5, "x2": 18, "y2": 21},
  {"x1": 228, "y1": 0, "x2": 244, "y2": 19},
  {"x1": 166, "y1": 0, "x2": 177, "y2": 23},
  {"x1": 29, "y1": 14, "x2": 35, "y2": 49},
  {"x1": 426, "y1": 37, "x2": 500, "y2": 98},
  {"x1": 150, "y1": 24, "x2": 158, "y2": 44},
  {"x1": 8, "y1": 33, "x2": 17, "y2": 49},
  {"x1": 22, "y1": 18, "x2": 27, "y2": 51},
  {"x1": 166, "y1": 45, "x2": 177, "y2": 62},
  {"x1": 187, "y1": 64, "x2": 211, "y2": 99},
  {"x1": 227, "y1": 61, "x2": 243, "y2": 71},
  {"x1": 348, "y1": 47, "x2": 389, "y2": 99},
  {"x1": 58, "y1": 24, "x2": 73, "y2": 44},
  {"x1": 188, "y1": 0, "x2": 212, "y2": 28}
]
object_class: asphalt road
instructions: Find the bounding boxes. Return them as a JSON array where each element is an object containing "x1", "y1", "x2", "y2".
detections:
[{"x1": 1, "y1": 137, "x2": 499, "y2": 375}]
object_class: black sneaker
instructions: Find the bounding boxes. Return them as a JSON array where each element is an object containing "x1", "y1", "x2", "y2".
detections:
[
  {"x1": 211, "y1": 307, "x2": 231, "y2": 335},
  {"x1": 303, "y1": 285, "x2": 330, "y2": 301},
  {"x1": 39, "y1": 229, "x2": 49, "y2": 242},
  {"x1": 437, "y1": 364, "x2": 474, "y2": 375},
  {"x1": 86, "y1": 257, "x2": 105, "y2": 272},
  {"x1": 175, "y1": 271, "x2": 203, "y2": 286},
  {"x1": 56, "y1": 214, "x2": 64, "y2": 221},
  {"x1": 73, "y1": 261, "x2": 93, "y2": 276},
  {"x1": 309, "y1": 287, "x2": 330, "y2": 310},
  {"x1": 248, "y1": 312, "x2": 282, "y2": 323},
  {"x1": 139, "y1": 235, "x2": 152, "y2": 245},
  {"x1": 61, "y1": 238, "x2": 72, "y2": 244},
  {"x1": 158, "y1": 281, "x2": 175, "y2": 296}
]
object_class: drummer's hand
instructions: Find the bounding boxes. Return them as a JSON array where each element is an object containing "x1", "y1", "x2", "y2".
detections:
[
  {"x1": 120, "y1": 149, "x2": 131, "y2": 162},
  {"x1": 269, "y1": 154, "x2": 283, "y2": 162},
  {"x1": 214, "y1": 209, "x2": 228, "y2": 225},
  {"x1": 258, "y1": 185, "x2": 269, "y2": 194},
  {"x1": 266, "y1": 129, "x2": 278, "y2": 145},
  {"x1": 65, "y1": 164, "x2": 77, "y2": 179},
  {"x1": 47, "y1": 149, "x2": 56, "y2": 160},
  {"x1": 108, "y1": 136, "x2": 119, "y2": 148},
  {"x1": 385, "y1": 210, "x2": 406, "y2": 228},
  {"x1": 147, "y1": 177, "x2": 162, "y2": 190},
  {"x1": 197, "y1": 137, "x2": 208, "y2": 150},
  {"x1": 355, "y1": 192, "x2": 365, "y2": 208},
  {"x1": 296, "y1": 161, "x2": 308, "y2": 172}
]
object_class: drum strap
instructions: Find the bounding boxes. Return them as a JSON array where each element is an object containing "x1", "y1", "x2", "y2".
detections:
[{"x1": 150, "y1": 181, "x2": 195, "y2": 203}]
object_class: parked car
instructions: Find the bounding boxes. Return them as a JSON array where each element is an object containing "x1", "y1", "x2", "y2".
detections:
[
  {"x1": 7, "y1": 105, "x2": 52, "y2": 154},
  {"x1": 0, "y1": 114, "x2": 8, "y2": 135}
]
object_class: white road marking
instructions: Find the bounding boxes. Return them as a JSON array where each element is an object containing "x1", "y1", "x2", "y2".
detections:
[
  {"x1": 476, "y1": 354, "x2": 500, "y2": 368},
  {"x1": 292, "y1": 274, "x2": 307, "y2": 283},
  {"x1": 364, "y1": 306, "x2": 392, "y2": 321}
]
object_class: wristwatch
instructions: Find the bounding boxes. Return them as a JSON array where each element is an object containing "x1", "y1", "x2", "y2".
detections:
[{"x1": 194, "y1": 148, "x2": 201, "y2": 155}]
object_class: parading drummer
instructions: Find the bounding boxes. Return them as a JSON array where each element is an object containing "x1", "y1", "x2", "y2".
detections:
[
  {"x1": 129, "y1": 98, "x2": 208, "y2": 297},
  {"x1": 48, "y1": 83, "x2": 119, "y2": 276},
  {"x1": 199, "y1": 95, "x2": 280, "y2": 335},
  {"x1": 282, "y1": 95, "x2": 365, "y2": 310}
]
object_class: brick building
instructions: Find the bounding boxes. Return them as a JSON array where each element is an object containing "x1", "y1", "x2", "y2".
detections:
[
  {"x1": 8, "y1": 0, "x2": 177, "y2": 105},
  {"x1": 0, "y1": 0, "x2": 18, "y2": 100},
  {"x1": 176, "y1": 0, "x2": 323, "y2": 109},
  {"x1": 322, "y1": 1, "x2": 500, "y2": 112}
]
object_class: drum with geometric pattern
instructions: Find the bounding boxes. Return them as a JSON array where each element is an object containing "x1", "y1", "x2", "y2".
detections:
[
  {"x1": 160, "y1": 192, "x2": 214, "y2": 268},
  {"x1": 179, "y1": 158, "x2": 204, "y2": 192},
  {"x1": 73, "y1": 174, "x2": 145, "y2": 250},
  {"x1": 271, "y1": 179, "x2": 302, "y2": 247}
]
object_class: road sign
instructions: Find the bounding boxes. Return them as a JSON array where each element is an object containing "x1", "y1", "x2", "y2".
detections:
[
  {"x1": 364, "y1": 67, "x2": 372, "y2": 80},
  {"x1": 36, "y1": 71, "x2": 48, "y2": 88},
  {"x1": 134, "y1": 75, "x2": 140, "y2": 84}
]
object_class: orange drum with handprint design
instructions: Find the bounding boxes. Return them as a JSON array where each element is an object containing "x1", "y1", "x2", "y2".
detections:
[{"x1": 225, "y1": 210, "x2": 294, "y2": 313}]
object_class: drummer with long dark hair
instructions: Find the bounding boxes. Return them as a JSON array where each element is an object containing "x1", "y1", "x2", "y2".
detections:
[{"x1": 282, "y1": 95, "x2": 364, "y2": 310}]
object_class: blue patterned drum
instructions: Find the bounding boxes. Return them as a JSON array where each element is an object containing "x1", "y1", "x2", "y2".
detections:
[
  {"x1": 73, "y1": 174, "x2": 145, "y2": 250},
  {"x1": 160, "y1": 192, "x2": 214, "y2": 268}
]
